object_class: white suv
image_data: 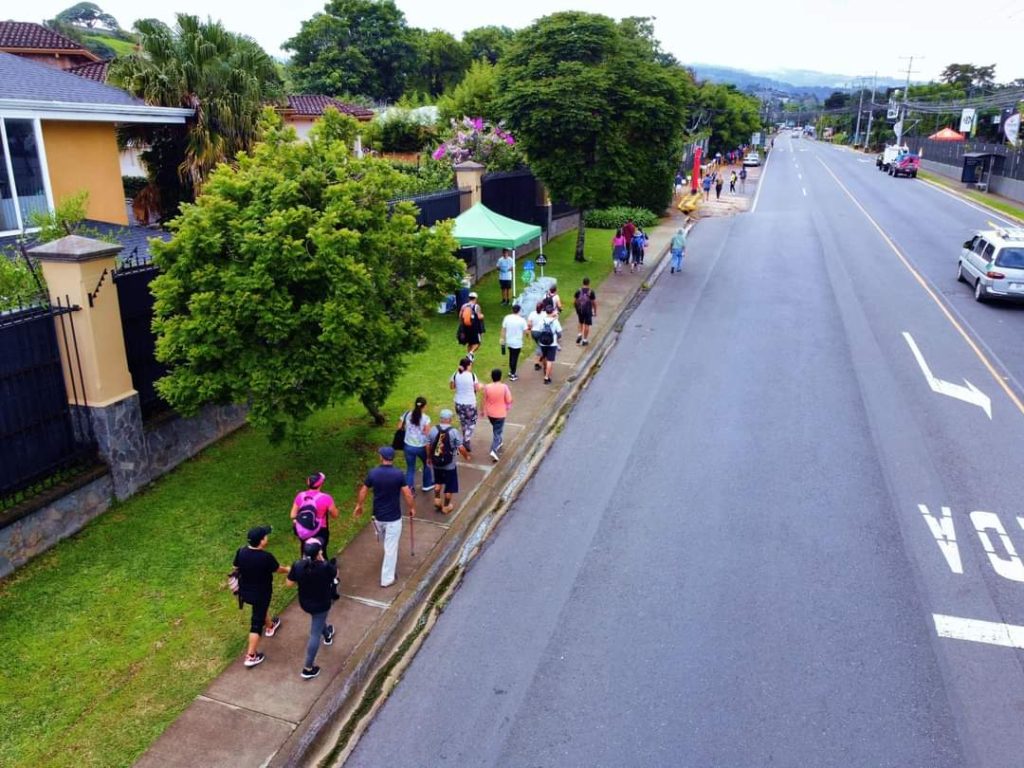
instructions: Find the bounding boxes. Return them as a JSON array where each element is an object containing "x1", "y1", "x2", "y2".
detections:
[{"x1": 957, "y1": 226, "x2": 1024, "y2": 302}]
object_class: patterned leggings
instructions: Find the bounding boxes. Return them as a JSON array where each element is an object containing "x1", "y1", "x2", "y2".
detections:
[{"x1": 455, "y1": 403, "x2": 478, "y2": 451}]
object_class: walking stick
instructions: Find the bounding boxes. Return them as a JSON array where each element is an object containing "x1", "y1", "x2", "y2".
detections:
[{"x1": 409, "y1": 511, "x2": 416, "y2": 557}]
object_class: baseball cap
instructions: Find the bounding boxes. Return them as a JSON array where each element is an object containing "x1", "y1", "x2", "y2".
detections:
[
  {"x1": 468, "y1": 291, "x2": 478, "y2": 298},
  {"x1": 247, "y1": 525, "x2": 272, "y2": 546},
  {"x1": 302, "y1": 538, "x2": 323, "y2": 558},
  {"x1": 378, "y1": 446, "x2": 395, "y2": 460},
  {"x1": 439, "y1": 408, "x2": 454, "y2": 420}
]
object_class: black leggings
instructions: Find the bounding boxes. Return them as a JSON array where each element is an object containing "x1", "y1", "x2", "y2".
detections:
[{"x1": 246, "y1": 594, "x2": 270, "y2": 635}]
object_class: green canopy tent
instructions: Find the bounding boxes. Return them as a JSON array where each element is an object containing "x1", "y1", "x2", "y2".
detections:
[{"x1": 452, "y1": 203, "x2": 543, "y2": 296}]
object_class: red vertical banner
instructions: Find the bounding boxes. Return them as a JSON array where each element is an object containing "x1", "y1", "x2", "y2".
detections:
[{"x1": 691, "y1": 147, "x2": 702, "y2": 192}]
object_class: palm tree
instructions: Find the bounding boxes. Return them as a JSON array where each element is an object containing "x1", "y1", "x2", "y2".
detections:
[{"x1": 110, "y1": 15, "x2": 283, "y2": 220}]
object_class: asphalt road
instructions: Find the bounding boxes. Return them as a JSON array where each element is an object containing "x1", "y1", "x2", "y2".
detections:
[{"x1": 346, "y1": 136, "x2": 1024, "y2": 767}]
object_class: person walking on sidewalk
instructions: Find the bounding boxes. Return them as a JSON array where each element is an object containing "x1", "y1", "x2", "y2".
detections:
[
  {"x1": 496, "y1": 249, "x2": 514, "y2": 306},
  {"x1": 354, "y1": 447, "x2": 415, "y2": 588},
  {"x1": 458, "y1": 291, "x2": 484, "y2": 360},
  {"x1": 286, "y1": 538, "x2": 338, "y2": 680},
  {"x1": 702, "y1": 174, "x2": 712, "y2": 201},
  {"x1": 527, "y1": 300, "x2": 546, "y2": 372},
  {"x1": 574, "y1": 277, "x2": 597, "y2": 345},
  {"x1": 739, "y1": 166, "x2": 747, "y2": 192},
  {"x1": 428, "y1": 409, "x2": 469, "y2": 514},
  {"x1": 612, "y1": 229, "x2": 628, "y2": 274},
  {"x1": 482, "y1": 368, "x2": 512, "y2": 462},
  {"x1": 397, "y1": 396, "x2": 433, "y2": 492},
  {"x1": 500, "y1": 303, "x2": 528, "y2": 381},
  {"x1": 729, "y1": 170, "x2": 737, "y2": 193},
  {"x1": 234, "y1": 525, "x2": 288, "y2": 668},
  {"x1": 450, "y1": 356, "x2": 482, "y2": 456},
  {"x1": 670, "y1": 228, "x2": 687, "y2": 274},
  {"x1": 536, "y1": 306, "x2": 562, "y2": 385},
  {"x1": 715, "y1": 175, "x2": 724, "y2": 200},
  {"x1": 289, "y1": 472, "x2": 340, "y2": 556}
]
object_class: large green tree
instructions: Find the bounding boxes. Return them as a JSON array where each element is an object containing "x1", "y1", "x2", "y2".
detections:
[
  {"x1": 437, "y1": 60, "x2": 501, "y2": 122},
  {"x1": 409, "y1": 28, "x2": 470, "y2": 98},
  {"x1": 284, "y1": 0, "x2": 416, "y2": 101},
  {"x1": 699, "y1": 83, "x2": 761, "y2": 156},
  {"x1": 150, "y1": 111, "x2": 462, "y2": 439},
  {"x1": 109, "y1": 15, "x2": 283, "y2": 221},
  {"x1": 496, "y1": 12, "x2": 688, "y2": 261},
  {"x1": 462, "y1": 25, "x2": 514, "y2": 65}
]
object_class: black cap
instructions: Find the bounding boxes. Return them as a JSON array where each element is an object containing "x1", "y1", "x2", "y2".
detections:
[
  {"x1": 302, "y1": 538, "x2": 323, "y2": 558},
  {"x1": 247, "y1": 525, "x2": 272, "y2": 546}
]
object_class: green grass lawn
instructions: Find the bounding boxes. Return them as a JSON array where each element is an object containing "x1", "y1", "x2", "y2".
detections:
[
  {"x1": 918, "y1": 170, "x2": 1024, "y2": 222},
  {"x1": 82, "y1": 34, "x2": 137, "y2": 57},
  {"x1": 0, "y1": 225, "x2": 613, "y2": 768}
]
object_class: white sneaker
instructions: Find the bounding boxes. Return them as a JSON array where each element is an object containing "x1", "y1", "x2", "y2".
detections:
[{"x1": 489, "y1": 450, "x2": 499, "y2": 462}]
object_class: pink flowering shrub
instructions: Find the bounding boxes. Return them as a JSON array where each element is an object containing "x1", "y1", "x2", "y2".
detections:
[{"x1": 431, "y1": 116, "x2": 524, "y2": 171}]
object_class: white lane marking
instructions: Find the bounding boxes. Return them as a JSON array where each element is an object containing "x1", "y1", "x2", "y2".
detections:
[
  {"x1": 902, "y1": 331, "x2": 992, "y2": 418},
  {"x1": 816, "y1": 156, "x2": 1024, "y2": 418},
  {"x1": 919, "y1": 504, "x2": 963, "y2": 574},
  {"x1": 801, "y1": 187, "x2": 807, "y2": 196},
  {"x1": 917, "y1": 178, "x2": 1018, "y2": 226},
  {"x1": 750, "y1": 148, "x2": 773, "y2": 214},
  {"x1": 970, "y1": 510, "x2": 1024, "y2": 581},
  {"x1": 933, "y1": 614, "x2": 1024, "y2": 649}
]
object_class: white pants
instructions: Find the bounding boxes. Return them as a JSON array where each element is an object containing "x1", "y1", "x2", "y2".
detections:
[{"x1": 376, "y1": 518, "x2": 403, "y2": 587}]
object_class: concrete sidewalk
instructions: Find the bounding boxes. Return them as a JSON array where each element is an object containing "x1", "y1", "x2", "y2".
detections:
[{"x1": 136, "y1": 212, "x2": 691, "y2": 768}]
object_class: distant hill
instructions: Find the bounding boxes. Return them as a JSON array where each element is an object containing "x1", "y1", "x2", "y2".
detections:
[{"x1": 689, "y1": 64, "x2": 908, "y2": 100}]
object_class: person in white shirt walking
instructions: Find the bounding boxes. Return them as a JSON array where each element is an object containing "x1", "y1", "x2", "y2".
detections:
[
  {"x1": 449, "y1": 356, "x2": 482, "y2": 457},
  {"x1": 535, "y1": 308, "x2": 562, "y2": 385},
  {"x1": 500, "y1": 303, "x2": 528, "y2": 381},
  {"x1": 496, "y1": 249, "x2": 515, "y2": 306}
]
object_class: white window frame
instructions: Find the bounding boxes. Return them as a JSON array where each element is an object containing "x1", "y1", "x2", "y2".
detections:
[{"x1": 0, "y1": 116, "x2": 55, "y2": 237}]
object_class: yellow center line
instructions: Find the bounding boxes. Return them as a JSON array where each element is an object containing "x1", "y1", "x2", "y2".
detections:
[{"x1": 816, "y1": 156, "x2": 1024, "y2": 418}]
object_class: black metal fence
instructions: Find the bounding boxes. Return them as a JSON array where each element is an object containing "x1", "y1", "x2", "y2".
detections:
[
  {"x1": 482, "y1": 170, "x2": 545, "y2": 227},
  {"x1": 905, "y1": 138, "x2": 1024, "y2": 182},
  {"x1": 390, "y1": 188, "x2": 467, "y2": 227},
  {"x1": 0, "y1": 298, "x2": 96, "y2": 509},
  {"x1": 113, "y1": 255, "x2": 169, "y2": 420}
]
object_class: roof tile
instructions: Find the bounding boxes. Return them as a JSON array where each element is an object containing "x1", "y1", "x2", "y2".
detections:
[
  {"x1": 0, "y1": 51, "x2": 141, "y2": 106},
  {"x1": 0, "y1": 21, "x2": 87, "y2": 51},
  {"x1": 286, "y1": 94, "x2": 374, "y2": 120},
  {"x1": 67, "y1": 60, "x2": 110, "y2": 83}
]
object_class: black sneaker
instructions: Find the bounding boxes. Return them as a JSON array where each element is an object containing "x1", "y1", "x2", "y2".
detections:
[
  {"x1": 244, "y1": 652, "x2": 265, "y2": 668},
  {"x1": 575, "y1": 334, "x2": 582, "y2": 345},
  {"x1": 534, "y1": 362, "x2": 542, "y2": 371},
  {"x1": 301, "y1": 665, "x2": 321, "y2": 679},
  {"x1": 323, "y1": 624, "x2": 335, "y2": 646}
]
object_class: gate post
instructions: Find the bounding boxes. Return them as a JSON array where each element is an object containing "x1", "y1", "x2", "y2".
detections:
[
  {"x1": 454, "y1": 160, "x2": 485, "y2": 210},
  {"x1": 30, "y1": 235, "x2": 149, "y2": 500}
]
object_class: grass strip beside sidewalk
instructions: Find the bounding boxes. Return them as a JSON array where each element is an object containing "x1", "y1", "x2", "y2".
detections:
[
  {"x1": 0, "y1": 226, "x2": 613, "y2": 768},
  {"x1": 918, "y1": 170, "x2": 1024, "y2": 222}
]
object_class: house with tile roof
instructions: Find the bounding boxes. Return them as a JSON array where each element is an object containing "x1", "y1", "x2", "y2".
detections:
[
  {"x1": 0, "y1": 51, "x2": 190, "y2": 239},
  {"x1": 0, "y1": 20, "x2": 100, "y2": 71},
  {"x1": 280, "y1": 94, "x2": 374, "y2": 140}
]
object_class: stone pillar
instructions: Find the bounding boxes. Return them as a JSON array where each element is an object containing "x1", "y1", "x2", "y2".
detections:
[
  {"x1": 31, "y1": 235, "x2": 149, "y2": 500},
  {"x1": 454, "y1": 160, "x2": 486, "y2": 210}
]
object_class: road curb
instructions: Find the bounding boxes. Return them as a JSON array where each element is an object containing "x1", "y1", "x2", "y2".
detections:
[
  {"x1": 917, "y1": 176, "x2": 1024, "y2": 225},
  {"x1": 268, "y1": 227, "x2": 687, "y2": 768}
]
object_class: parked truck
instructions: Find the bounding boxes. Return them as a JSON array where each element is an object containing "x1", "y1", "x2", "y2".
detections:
[{"x1": 875, "y1": 144, "x2": 910, "y2": 173}]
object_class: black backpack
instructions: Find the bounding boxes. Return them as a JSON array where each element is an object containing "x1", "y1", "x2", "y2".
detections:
[
  {"x1": 541, "y1": 294, "x2": 555, "y2": 314},
  {"x1": 431, "y1": 427, "x2": 456, "y2": 465},
  {"x1": 575, "y1": 288, "x2": 591, "y2": 313},
  {"x1": 537, "y1": 320, "x2": 555, "y2": 347}
]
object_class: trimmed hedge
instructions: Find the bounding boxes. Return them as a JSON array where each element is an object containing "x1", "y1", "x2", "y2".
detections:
[
  {"x1": 584, "y1": 206, "x2": 658, "y2": 230},
  {"x1": 122, "y1": 176, "x2": 148, "y2": 199}
]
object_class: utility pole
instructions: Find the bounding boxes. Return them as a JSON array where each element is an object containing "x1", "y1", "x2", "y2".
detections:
[
  {"x1": 854, "y1": 78, "x2": 865, "y2": 146},
  {"x1": 864, "y1": 73, "x2": 876, "y2": 151},
  {"x1": 895, "y1": 56, "x2": 920, "y2": 146}
]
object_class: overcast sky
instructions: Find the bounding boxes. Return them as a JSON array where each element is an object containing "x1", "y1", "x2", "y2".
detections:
[{"x1": 24, "y1": 0, "x2": 1024, "y2": 84}]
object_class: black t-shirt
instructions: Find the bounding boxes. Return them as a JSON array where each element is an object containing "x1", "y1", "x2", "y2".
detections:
[
  {"x1": 234, "y1": 547, "x2": 280, "y2": 601},
  {"x1": 364, "y1": 465, "x2": 407, "y2": 522},
  {"x1": 574, "y1": 288, "x2": 596, "y2": 313},
  {"x1": 288, "y1": 558, "x2": 338, "y2": 615}
]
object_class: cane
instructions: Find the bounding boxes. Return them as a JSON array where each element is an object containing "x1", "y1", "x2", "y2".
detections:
[{"x1": 409, "y1": 512, "x2": 416, "y2": 557}]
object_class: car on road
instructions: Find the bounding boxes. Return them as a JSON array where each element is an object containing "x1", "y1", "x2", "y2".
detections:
[
  {"x1": 888, "y1": 152, "x2": 920, "y2": 178},
  {"x1": 791, "y1": 129, "x2": 800, "y2": 138},
  {"x1": 743, "y1": 152, "x2": 761, "y2": 166},
  {"x1": 876, "y1": 144, "x2": 910, "y2": 173},
  {"x1": 957, "y1": 227, "x2": 1024, "y2": 303}
]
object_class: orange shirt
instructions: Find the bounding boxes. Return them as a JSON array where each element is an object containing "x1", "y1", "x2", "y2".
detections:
[{"x1": 482, "y1": 382, "x2": 512, "y2": 419}]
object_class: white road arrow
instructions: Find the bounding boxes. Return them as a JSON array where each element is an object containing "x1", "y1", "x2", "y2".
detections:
[{"x1": 903, "y1": 332, "x2": 992, "y2": 419}]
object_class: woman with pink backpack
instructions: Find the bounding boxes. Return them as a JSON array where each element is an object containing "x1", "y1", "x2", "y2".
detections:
[{"x1": 289, "y1": 472, "x2": 340, "y2": 556}]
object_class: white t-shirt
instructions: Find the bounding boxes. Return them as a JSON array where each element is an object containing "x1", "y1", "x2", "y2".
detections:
[
  {"x1": 526, "y1": 310, "x2": 542, "y2": 331},
  {"x1": 502, "y1": 314, "x2": 529, "y2": 348},
  {"x1": 451, "y1": 370, "x2": 479, "y2": 406},
  {"x1": 536, "y1": 313, "x2": 562, "y2": 345}
]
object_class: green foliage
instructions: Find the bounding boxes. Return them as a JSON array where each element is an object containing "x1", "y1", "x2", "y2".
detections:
[
  {"x1": 53, "y1": 2, "x2": 119, "y2": 29},
  {"x1": 584, "y1": 206, "x2": 658, "y2": 229},
  {"x1": 0, "y1": 249, "x2": 42, "y2": 310},
  {"x1": 285, "y1": 0, "x2": 416, "y2": 101},
  {"x1": 374, "y1": 107, "x2": 437, "y2": 152},
  {"x1": 388, "y1": 157, "x2": 455, "y2": 195},
  {"x1": 700, "y1": 83, "x2": 761, "y2": 156},
  {"x1": 437, "y1": 60, "x2": 501, "y2": 123},
  {"x1": 496, "y1": 11, "x2": 688, "y2": 259},
  {"x1": 462, "y1": 25, "x2": 514, "y2": 65},
  {"x1": 26, "y1": 191, "x2": 117, "y2": 245},
  {"x1": 122, "y1": 175, "x2": 148, "y2": 198},
  {"x1": 941, "y1": 63, "x2": 996, "y2": 89},
  {"x1": 409, "y1": 28, "x2": 470, "y2": 97},
  {"x1": 149, "y1": 110, "x2": 463, "y2": 440},
  {"x1": 109, "y1": 15, "x2": 283, "y2": 221},
  {"x1": 431, "y1": 117, "x2": 524, "y2": 171}
]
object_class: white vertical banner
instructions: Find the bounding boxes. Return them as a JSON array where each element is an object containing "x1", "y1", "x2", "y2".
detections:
[
  {"x1": 959, "y1": 108, "x2": 976, "y2": 133},
  {"x1": 1005, "y1": 112, "x2": 1021, "y2": 147}
]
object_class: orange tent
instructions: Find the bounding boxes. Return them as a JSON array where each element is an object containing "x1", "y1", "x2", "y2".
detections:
[{"x1": 929, "y1": 127, "x2": 965, "y2": 141}]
